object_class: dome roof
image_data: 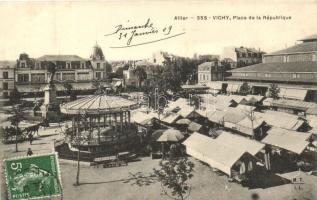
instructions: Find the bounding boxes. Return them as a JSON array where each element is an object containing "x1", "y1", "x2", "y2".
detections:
[
  {"x1": 90, "y1": 44, "x2": 105, "y2": 61},
  {"x1": 60, "y1": 94, "x2": 137, "y2": 115}
]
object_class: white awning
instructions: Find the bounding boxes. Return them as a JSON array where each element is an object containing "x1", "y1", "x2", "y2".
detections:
[
  {"x1": 183, "y1": 132, "x2": 251, "y2": 176},
  {"x1": 278, "y1": 88, "x2": 308, "y2": 101},
  {"x1": 262, "y1": 127, "x2": 311, "y2": 154},
  {"x1": 226, "y1": 84, "x2": 241, "y2": 93}
]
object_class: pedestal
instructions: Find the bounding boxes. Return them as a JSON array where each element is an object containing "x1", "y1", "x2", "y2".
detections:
[{"x1": 41, "y1": 84, "x2": 59, "y2": 120}]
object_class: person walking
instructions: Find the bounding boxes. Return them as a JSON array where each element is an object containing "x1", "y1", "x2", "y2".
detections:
[
  {"x1": 28, "y1": 133, "x2": 34, "y2": 145},
  {"x1": 27, "y1": 148, "x2": 33, "y2": 156}
]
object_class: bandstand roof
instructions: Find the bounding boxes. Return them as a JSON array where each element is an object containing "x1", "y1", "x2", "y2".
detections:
[{"x1": 60, "y1": 94, "x2": 138, "y2": 115}]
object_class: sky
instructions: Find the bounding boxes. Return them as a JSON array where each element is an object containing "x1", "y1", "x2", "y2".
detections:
[{"x1": 0, "y1": 0, "x2": 316, "y2": 61}]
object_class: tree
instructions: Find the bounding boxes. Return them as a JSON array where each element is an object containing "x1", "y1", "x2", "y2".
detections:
[
  {"x1": 63, "y1": 82, "x2": 73, "y2": 100},
  {"x1": 268, "y1": 83, "x2": 280, "y2": 99},
  {"x1": 126, "y1": 157, "x2": 195, "y2": 200},
  {"x1": 115, "y1": 67, "x2": 124, "y2": 78},
  {"x1": 72, "y1": 113, "x2": 88, "y2": 186},
  {"x1": 8, "y1": 105, "x2": 24, "y2": 152},
  {"x1": 239, "y1": 82, "x2": 251, "y2": 95},
  {"x1": 9, "y1": 87, "x2": 21, "y2": 105},
  {"x1": 161, "y1": 60, "x2": 183, "y2": 92},
  {"x1": 153, "y1": 157, "x2": 194, "y2": 200},
  {"x1": 92, "y1": 80, "x2": 105, "y2": 94},
  {"x1": 133, "y1": 66, "x2": 147, "y2": 88}
]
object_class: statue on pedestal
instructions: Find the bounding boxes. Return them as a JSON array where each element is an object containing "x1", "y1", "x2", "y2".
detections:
[{"x1": 41, "y1": 62, "x2": 59, "y2": 120}]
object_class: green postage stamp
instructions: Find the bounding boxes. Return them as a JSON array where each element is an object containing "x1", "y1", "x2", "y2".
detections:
[{"x1": 4, "y1": 153, "x2": 62, "y2": 200}]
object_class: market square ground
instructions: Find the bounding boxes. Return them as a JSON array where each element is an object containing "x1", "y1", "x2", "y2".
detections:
[{"x1": 1, "y1": 124, "x2": 316, "y2": 200}]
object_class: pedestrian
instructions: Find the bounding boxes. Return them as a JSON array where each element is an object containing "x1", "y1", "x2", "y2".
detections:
[
  {"x1": 28, "y1": 133, "x2": 34, "y2": 145},
  {"x1": 27, "y1": 148, "x2": 33, "y2": 156}
]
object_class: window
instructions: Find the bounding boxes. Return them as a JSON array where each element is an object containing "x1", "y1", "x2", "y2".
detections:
[
  {"x1": 62, "y1": 72, "x2": 75, "y2": 81},
  {"x1": 96, "y1": 72, "x2": 102, "y2": 79},
  {"x1": 31, "y1": 73, "x2": 45, "y2": 83},
  {"x1": 36, "y1": 63, "x2": 40, "y2": 69},
  {"x1": 247, "y1": 161, "x2": 253, "y2": 171},
  {"x1": 292, "y1": 73, "x2": 299, "y2": 78},
  {"x1": 77, "y1": 72, "x2": 90, "y2": 81},
  {"x1": 81, "y1": 62, "x2": 85, "y2": 69},
  {"x1": 3, "y1": 92, "x2": 8, "y2": 98},
  {"x1": 3, "y1": 72, "x2": 8, "y2": 79},
  {"x1": 3, "y1": 82, "x2": 8, "y2": 90},
  {"x1": 265, "y1": 73, "x2": 271, "y2": 78},
  {"x1": 18, "y1": 74, "x2": 29, "y2": 83},
  {"x1": 97, "y1": 63, "x2": 100, "y2": 70},
  {"x1": 67, "y1": 62, "x2": 71, "y2": 69},
  {"x1": 21, "y1": 62, "x2": 26, "y2": 68},
  {"x1": 239, "y1": 162, "x2": 246, "y2": 174}
]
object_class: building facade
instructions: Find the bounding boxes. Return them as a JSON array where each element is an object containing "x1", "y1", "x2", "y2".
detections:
[
  {"x1": 14, "y1": 45, "x2": 109, "y2": 96},
  {"x1": 227, "y1": 34, "x2": 317, "y2": 101},
  {"x1": 0, "y1": 61, "x2": 15, "y2": 98},
  {"x1": 197, "y1": 61, "x2": 224, "y2": 84},
  {"x1": 221, "y1": 46, "x2": 265, "y2": 69}
]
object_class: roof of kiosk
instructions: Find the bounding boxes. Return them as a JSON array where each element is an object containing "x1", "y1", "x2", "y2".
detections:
[{"x1": 60, "y1": 94, "x2": 137, "y2": 115}]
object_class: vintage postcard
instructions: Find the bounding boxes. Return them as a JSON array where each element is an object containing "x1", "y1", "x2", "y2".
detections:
[{"x1": 0, "y1": 0, "x2": 317, "y2": 200}]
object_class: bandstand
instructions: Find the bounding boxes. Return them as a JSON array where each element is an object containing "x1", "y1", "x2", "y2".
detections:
[{"x1": 58, "y1": 94, "x2": 139, "y2": 160}]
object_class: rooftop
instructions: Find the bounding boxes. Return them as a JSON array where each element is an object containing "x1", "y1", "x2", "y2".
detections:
[
  {"x1": 298, "y1": 33, "x2": 317, "y2": 42},
  {"x1": 268, "y1": 41, "x2": 317, "y2": 55},
  {"x1": 0, "y1": 60, "x2": 16, "y2": 69},
  {"x1": 37, "y1": 55, "x2": 86, "y2": 62},
  {"x1": 229, "y1": 61, "x2": 317, "y2": 73}
]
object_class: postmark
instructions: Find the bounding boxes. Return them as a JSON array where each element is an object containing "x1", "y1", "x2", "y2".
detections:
[{"x1": 4, "y1": 153, "x2": 62, "y2": 200}]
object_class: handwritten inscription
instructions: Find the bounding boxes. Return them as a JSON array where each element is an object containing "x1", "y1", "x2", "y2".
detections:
[{"x1": 105, "y1": 18, "x2": 185, "y2": 48}]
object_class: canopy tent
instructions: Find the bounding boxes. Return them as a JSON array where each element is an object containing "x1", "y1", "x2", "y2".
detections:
[
  {"x1": 183, "y1": 132, "x2": 252, "y2": 176},
  {"x1": 176, "y1": 118, "x2": 192, "y2": 125},
  {"x1": 157, "y1": 129, "x2": 184, "y2": 142},
  {"x1": 167, "y1": 98, "x2": 189, "y2": 112},
  {"x1": 160, "y1": 113, "x2": 181, "y2": 124},
  {"x1": 263, "y1": 98, "x2": 274, "y2": 107},
  {"x1": 216, "y1": 132, "x2": 265, "y2": 156},
  {"x1": 177, "y1": 105, "x2": 197, "y2": 118},
  {"x1": 261, "y1": 127, "x2": 312, "y2": 154},
  {"x1": 236, "y1": 104, "x2": 256, "y2": 111},
  {"x1": 278, "y1": 88, "x2": 308, "y2": 101},
  {"x1": 272, "y1": 99, "x2": 317, "y2": 112},
  {"x1": 256, "y1": 111, "x2": 305, "y2": 131},
  {"x1": 60, "y1": 94, "x2": 138, "y2": 115},
  {"x1": 306, "y1": 106, "x2": 317, "y2": 115},
  {"x1": 151, "y1": 129, "x2": 166, "y2": 141},
  {"x1": 246, "y1": 95, "x2": 265, "y2": 103},
  {"x1": 187, "y1": 121, "x2": 203, "y2": 132},
  {"x1": 131, "y1": 111, "x2": 157, "y2": 125},
  {"x1": 235, "y1": 116, "x2": 266, "y2": 136},
  {"x1": 205, "y1": 82, "x2": 223, "y2": 90}
]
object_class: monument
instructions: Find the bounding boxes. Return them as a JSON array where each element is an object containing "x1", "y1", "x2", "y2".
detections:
[{"x1": 41, "y1": 62, "x2": 60, "y2": 120}]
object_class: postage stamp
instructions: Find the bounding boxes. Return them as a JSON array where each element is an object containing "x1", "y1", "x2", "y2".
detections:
[{"x1": 4, "y1": 153, "x2": 62, "y2": 200}]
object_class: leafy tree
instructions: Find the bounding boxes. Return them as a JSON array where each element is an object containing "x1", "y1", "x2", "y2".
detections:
[
  {"x1": 8, "y1": 105, "x2": 24, "y2": 152},
  {"x1": 105, "y1": 62, "x2": 113, "y2": 74},
  {"x1": 268, "y1": 83, "x2": 280, "y2": 100},
  {"x1": 153, "y1": 157, "x2": 194, "y2": 200},
  {"x1": 9, "y1": 87, "x2": 21, "y2": 105},
  {"x1": 239, "y1": 82, "x2": 251, "y2": 95},
  {"x1": 63, "y1": 82, "x2": 73, "y2": 100},
  {"x1": 133, "y1": 66, "x2": 147, "y2": 88},
  {"x1": 92, "y1": 80, "x2": 105, "y2": 94},
  {"x1": 72, "y1": 113, "x2": 89, "y2": 186},
  {"x1": 126, "y1": 157, "x2": 195, "y2": 200},
  {"x1": 161, "y1": 60, "x2": 183, "y2": 92},
  {"x1": 115, "y1": 67, "x2": 124, "y2": 78}
]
